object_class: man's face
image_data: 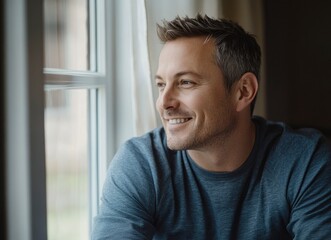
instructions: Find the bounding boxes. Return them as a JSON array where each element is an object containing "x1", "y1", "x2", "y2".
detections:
[{"x1": 155, "y1": 36, "x2": 238, "y2": 151}]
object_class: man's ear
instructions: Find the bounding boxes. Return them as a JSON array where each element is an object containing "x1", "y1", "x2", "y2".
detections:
[{"x1": 234, "y1": 72, "x2": 259, "y2": 112}]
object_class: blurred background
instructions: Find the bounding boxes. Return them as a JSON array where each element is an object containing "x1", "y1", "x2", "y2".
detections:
[{"x1": 1, "y1": 1, "x2": 331, "y2": 240}]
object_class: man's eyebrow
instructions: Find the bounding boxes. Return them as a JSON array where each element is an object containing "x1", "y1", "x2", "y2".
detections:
[
  {"x1": 155, "y1": 71, "x2": 202, "y2": 80},
  {"x1": 174, "y1": 71, "x2": 202, "y2": 78},
  {"x1": 155, "y1": 74, "x2": 162, "y2": 80}
]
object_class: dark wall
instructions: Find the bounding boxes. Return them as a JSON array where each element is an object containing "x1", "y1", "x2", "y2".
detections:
[{"x1": 264, "y1": 1, "x2": 331, "y2": 137}]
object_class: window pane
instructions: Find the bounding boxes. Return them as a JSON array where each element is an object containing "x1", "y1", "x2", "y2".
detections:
[
  {"x1": 45, "y1": 89, "x2": 89, "y2": 240},
  {"x1": 44, "y1": 0, "x2": 90, "y2": 70}
]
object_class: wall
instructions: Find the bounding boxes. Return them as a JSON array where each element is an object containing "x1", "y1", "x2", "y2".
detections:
[
  {"x1": 221, "y1": 0, "x2": 266, "y2": 117},
  {"x1": 264, "y1": 1, "x2": 331, "y2": 137}
]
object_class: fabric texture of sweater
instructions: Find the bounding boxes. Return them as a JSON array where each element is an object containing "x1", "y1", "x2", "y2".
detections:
[{"x1": 92, "y1": 116, "x2": 331, "y2": 239}]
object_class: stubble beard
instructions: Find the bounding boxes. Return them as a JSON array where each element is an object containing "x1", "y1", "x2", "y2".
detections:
[{"x1": 166, "y1": 111, "x2": 237, "y2": 151}]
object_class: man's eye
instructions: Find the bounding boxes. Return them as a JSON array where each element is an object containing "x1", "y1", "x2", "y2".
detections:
[
  {"x1": 156, "y1": 82, "x2": 166, "y2": 89},
  {"x1": 180, "y1": 80, "x2": 194, "y2": 87}
]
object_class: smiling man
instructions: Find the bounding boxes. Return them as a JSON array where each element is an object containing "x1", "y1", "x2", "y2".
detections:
[{"x1": 92, "y1": 14, "x2": 331, "y2": 239}]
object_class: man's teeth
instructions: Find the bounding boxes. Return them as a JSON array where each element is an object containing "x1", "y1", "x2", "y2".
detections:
[{"x1": 169, "y1": 118, "x2": 190, "y2": 124}]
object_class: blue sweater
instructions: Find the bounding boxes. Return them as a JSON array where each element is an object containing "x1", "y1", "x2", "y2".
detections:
[{"x1": 92, "y1": 117, "x2": 331, "y2": 239}]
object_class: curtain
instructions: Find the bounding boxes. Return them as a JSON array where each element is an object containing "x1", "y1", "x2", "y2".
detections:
[{"x1": 129, "y1": 0, "x2": 157, "y2": 136}]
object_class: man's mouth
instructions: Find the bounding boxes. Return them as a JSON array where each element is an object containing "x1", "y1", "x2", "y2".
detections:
[{"x1": 168, "y1": 118, "x2": 191, "y2": 125}]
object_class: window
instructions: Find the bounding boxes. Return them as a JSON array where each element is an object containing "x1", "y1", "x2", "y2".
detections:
[
  {"x1": 43, "y1": 0, "x2": 109, "y2": 239},
  {"x1": 45, "y1": 89, "x2": 89, "y2": 240},
  {"x1": 4, "y1": 0, "x2": 154, "y2": 239}
]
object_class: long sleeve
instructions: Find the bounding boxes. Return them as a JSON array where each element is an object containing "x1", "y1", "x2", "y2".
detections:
[
  {"x1": 286, "y1": 136, "x2": 331, "y2": 239},
  {"x1": 92, "y1": 140, "x2": 157, "y2": 240}
]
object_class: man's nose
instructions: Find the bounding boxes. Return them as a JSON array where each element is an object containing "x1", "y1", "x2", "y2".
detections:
[{"x1": 159, "y1": 85, "x2": 179, "y2": 110}]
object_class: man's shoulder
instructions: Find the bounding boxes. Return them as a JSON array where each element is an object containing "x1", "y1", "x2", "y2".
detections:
[
  {"x1": 254, "y1": 116, "x2": 328, "y2": 150},
  {"x1": 124, "y1": 127, "x2": 168, "y2": 154},
  {"x1": 254, "y1": 116, "x2": 331, "y2": 174},
  {"x1": 110, "y1": 127, "x2": 172, "y2": 171}
]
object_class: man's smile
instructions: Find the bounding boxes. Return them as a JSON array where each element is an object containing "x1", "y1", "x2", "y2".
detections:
[{"x1": 168, "y1": 118, "x2": 191, "y2": 125}]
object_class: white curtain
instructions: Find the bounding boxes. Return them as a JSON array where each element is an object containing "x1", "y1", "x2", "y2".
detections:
[
  {"x1": 113, "y1": 0, "x2": 157, "y2": 143},
  {"x1": 129, "y1": 0, "x2": 157, "y2": 136}
]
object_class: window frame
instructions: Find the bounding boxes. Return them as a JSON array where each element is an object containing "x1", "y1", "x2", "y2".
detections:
[
  {"x1": 43, "y1": 0, "x2": 113, "y2": 236},
  {"x1": 4, "y1": 0, "x2": 115, "y2": 239},
  {"x1": 4, "y1": 0, "x2": 47, "y2": 239}
]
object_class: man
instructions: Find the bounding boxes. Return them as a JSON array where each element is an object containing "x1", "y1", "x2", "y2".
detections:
[{"x1": 92, "y1": 14, "x2": 331, "y2": 239}]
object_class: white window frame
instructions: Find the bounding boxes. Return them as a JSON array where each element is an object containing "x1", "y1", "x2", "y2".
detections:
[
  {"x1": 43, "y1": 0, "x2": 114, "y2": 234},
  {"x1": 4, "y1": 0, "x2": 115, "y2": 239}
]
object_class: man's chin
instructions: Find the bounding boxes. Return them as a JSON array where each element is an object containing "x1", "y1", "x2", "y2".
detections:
[
  {"x1": 166, "y1": 138, "x2": 188, "y2": 151},
  {"x1": 167, "y1": 145, "x2": 184, "y2": 151}
]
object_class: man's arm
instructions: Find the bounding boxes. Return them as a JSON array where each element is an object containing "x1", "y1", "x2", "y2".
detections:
[
  {"x1": 92, "y1": 141, "x2": 156, "y2": 239},
  {"x1": 287, "y1": 137, "x2": 331, "y2": 239}
]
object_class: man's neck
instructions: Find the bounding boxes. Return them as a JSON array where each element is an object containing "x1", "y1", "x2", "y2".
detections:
[{"x1": 187, "y1": 119, "x2": 256, "y2": 172}]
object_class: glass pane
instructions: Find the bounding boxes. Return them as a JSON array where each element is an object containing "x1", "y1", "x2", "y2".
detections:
[
  {"x1": 45, "y1": 89, "x2": 89, "y2": 240},
  {"x1": 44, "y1": 0, "x2": 90, "y2": 70}
]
